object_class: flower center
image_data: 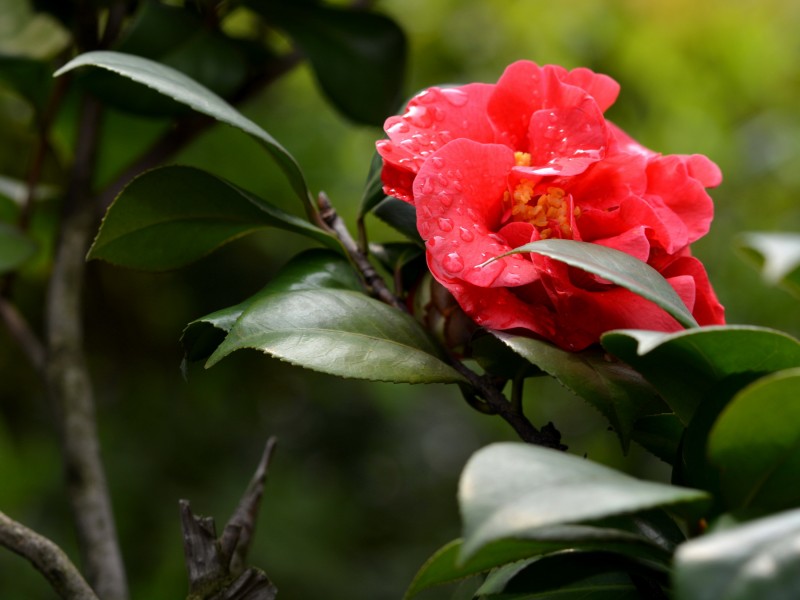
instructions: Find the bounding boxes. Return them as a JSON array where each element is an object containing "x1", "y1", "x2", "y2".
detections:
[{"x1": 505, "y1": 182, "x2": 578, "y2": 239}]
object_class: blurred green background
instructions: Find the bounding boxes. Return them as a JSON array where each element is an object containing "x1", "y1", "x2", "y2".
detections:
[{"x1": 2, "y1": 0, "x2": 799, "y2": 598}]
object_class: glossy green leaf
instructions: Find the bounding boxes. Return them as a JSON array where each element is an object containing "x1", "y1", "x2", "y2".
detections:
[
  {"x1": 459, "y1": 443, "x2": 709, "y2": 560},
  {"x1": 477, "y1": 551, "x2": 656, "y2": 599},
  {"x1": 373, "y1": 197, "x2": 422, "y2": 243},
  {"x1": 737, "y1": 231, "x2": 800, "y2": 297},
  {"x1": 249, "y1": 1, "x2": 407, "y2": 125},
  {"x1": 181, "y1": 249, "x2": 362, "y2": 363},
  {"x1": 494, "y1": 332, "x2": 667, "y2": 452},
  {"x1": 708, "y1": 368, "x2": 800, "y2": 512},
  {"x1": 674, "y1": 508, "x2": 800, "y2": 600},
  {"x1": 206, "y1": 288, "x2": 466, "y2": 384},
  {"x1": 88, "y1": 166, "x2": 335, "y2": 271},
  {"x1": 629, "y1": 413, "x2": 684, "y2": 465},
  {"x1": 54, "y1": 51, "x2": 312, "y2": 206},
  {"x1": 405, "y1": 524, "x2": 672, "y2": 599},
  {"x1": 357, "y1": 150, "x2": 388, "y2": 220},
  {"x1": 496, "y1": 239, "x2": 699, "y2": 328},
  {"x1": 0, "y1": 222, "x2": 36, "y2": 273},
  {"x1": 601, "y1": 326, "x2": 800, "y2": 425}
]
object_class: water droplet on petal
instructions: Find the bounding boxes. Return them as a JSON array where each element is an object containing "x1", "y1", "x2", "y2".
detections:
[
  {"x1": 418, "y1": 221, "x2": 432, "y2": 239},
  {"x1": 421, "y1": 177, "x2": 435, "y2": 195},
  {"x1": 441, "y1": 88, "x2": 469, "y2": 106},
  {"x1": 459, "y1": 227, "x2": 474, "y2": 242},
  {"x1": 406, "y1": 105, "x2": 434, "y2": 128},
  {"x1": 431, "y1": 156, "x2": 445, "y2": 170},
  {"x1": 428, "y1": 235, "x2": 445, "y2": 248},
  {"x1": 477, "y1": 257, "x2": 506, "y2": 284},
  {"x1": 388, "y1": 121, "x2": 410, "y2": 134},
  {"x1": 438, "y1": 217, "x2": 454, "y2": 232},
  {"x1": 438, "y1": 192, "x2": 454, "y2": 207},
  {"x1": 442, "y1": 252, "x2": 464, "y2": 273},
  {"x1": 436, "y1": 173, "x2": 449, "y2": 187}
]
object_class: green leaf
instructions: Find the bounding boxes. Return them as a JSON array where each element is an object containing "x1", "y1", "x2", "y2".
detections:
[
  {"x1": 459, "y1": 443, "x2": 710, "y2": 560},
  {"x1": 206, "y1": 288, "x2": 466, "y2": 384},
  {"x1": 601, "y1": 326, "x2": 800, "y2": 425},
  {"x1": 737, "y1": 231, "x2": 800, "y2": 297},
  {"x1": 373, "y1": 197, "x2": 422, "y2": 243},
  {"x1": 673, "y1": 508, "x2": 800, "y2": 600},
  {"x1": 54, "y1": 51, "x2": 313, "y2": 208},
  {"x1": 0, "y1": 222, "x2": 36, "y2": 273},
  {"x1": 181, "y1": 249, "x2": 362, "y2": 362},
  {"x1": 404, "y1": 525, "x2": 672, "y2": 599},
  {"x1": 477, "y1": 551, "x2": 656, "y2": 599},
  {"x1": 495, "y1": 239, "x2": 699, "y2": 328},
  {"x1": 494, "y1": 332, "x2": 667, "y2": 453},
  {"x1": 88, "y1": 166, "x2": 336, "y2": 271},
  {"x1": 357, "y1": 150, "x2": 387, "y2": 220},
  {"x1": 628, "y1": 413, "x2": 685, "y2": 465},
  {"x1": 249, "y1": 1, "x2": 407, "y2": 125},
  {"x1": 708, "y1": 368, "x2": 800, "y2": 512}
]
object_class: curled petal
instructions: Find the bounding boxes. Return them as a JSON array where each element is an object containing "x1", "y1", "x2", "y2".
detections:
[
  {"x1": 563, "y1": 67, "x2": 620, "y2": 112},
  {"x1": 377, "y1": 83, "x2": 495, "y2": 202}
]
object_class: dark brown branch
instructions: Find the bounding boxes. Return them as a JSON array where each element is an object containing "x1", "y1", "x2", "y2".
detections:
[
  {"x1": 449, "y1": 358, "x2": 566, "y2": 450},
  {"x1": 45, "y1": 95, "x2": 129, "y2": 600},
  {"x1": 181, "y1": 438, "x2": 279, "y2": 600},
  {"x1": 316, "y1": 192, "x2": 407, "y2": 311},
  {"x1": 0, "y1": 511, "x2": 99, "y2": 600}
]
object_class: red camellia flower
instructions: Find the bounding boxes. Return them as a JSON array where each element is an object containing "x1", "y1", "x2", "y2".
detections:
[{"x1": 377, "y1": 60, "x2": 725, "y2": 351}]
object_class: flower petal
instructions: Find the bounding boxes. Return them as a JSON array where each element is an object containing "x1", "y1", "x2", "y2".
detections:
[
  {"x1": 414, "y1": 139, "x2": 539, "y2": 288},
  {"x1": 377, "y1": 83, "x2": 495, "y2": 201},
  {"x1": 526, "y1": 69, "x2": 610, "y2": 176}
]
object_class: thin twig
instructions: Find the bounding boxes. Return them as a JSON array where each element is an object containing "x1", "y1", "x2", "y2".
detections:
[
  {"x1": 181, "y1": 438, "x2": 279, "y2": 600},
  {"x1": 0, "y1": 296, "x2": 45, "y2": 375},
  {"x1": 45, "y1": 95, "x2": 129, "y2": 600},
  {"x1": 0, "y1": 511, "x2": 100, "y2": 600},
  {"x1": 316, "y1": 192, "x2": 406, "y2": 311},
  {"x1": 449, "y1": 358, "x2": 565, "y2": 450}
]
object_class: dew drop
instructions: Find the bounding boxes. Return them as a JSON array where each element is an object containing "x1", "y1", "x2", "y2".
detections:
[
  {"x1": 459, "y1": 227, "x2": 474, "y2": 242},
  {"x1": 436, "y1": 173, "x2": 449, "y2": 187},
  {"x1": 417, "y1": 221, "x2": 432, "y2": 239},
  {"x1": 442, "y1": 252, "x2": 465, "y2": 273},
  {"x1": 477, "y1": 257, "x2": 506, "y2": 284},
  {"x1": 441, "y1": 88, "x2": 469, "y2": 106},
  {"x1": 399, "y1": 138, "x2": 420, "y2": 153},
  {"x1": 438, "y1": 192, "x2": 454, "y2": 207},
  {"x1": 406, "y1": 105, "x2": 434, "y2": 128},
  {"x1": 437, "y1": 217, "x2": 454, "y2": 232},
  {"x1": 421, "y1": 177, "x2": 435, "y2": 195},
  {"x1": 388, "y1": 121, "x2": 410, "y2": 134},
  {"x1": 428, "y1": 235, "x2": 445, "y2": 248},
  {"x1": 417, "y1": 88, "x2": 439, "y2": 104},
  {"x1": 431, "y1": 156, "x2": 445, "y2": 170}
]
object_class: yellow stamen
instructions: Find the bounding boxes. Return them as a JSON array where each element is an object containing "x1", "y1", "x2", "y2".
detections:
[
  {"x1": 514, "y1": 152, "x2": 532, "y2": 167},
  {"x1": 506, "y1": 183, "x2": 577, "y2": 239}
]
